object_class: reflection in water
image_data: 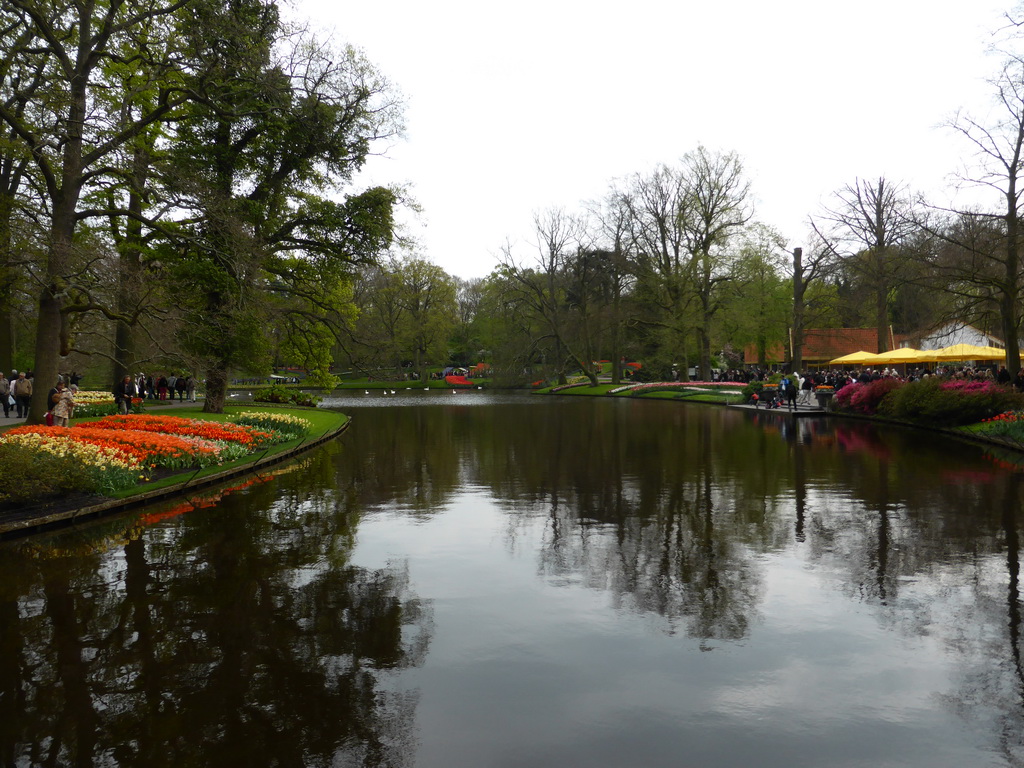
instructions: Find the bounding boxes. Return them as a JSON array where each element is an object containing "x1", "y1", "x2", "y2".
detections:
[
  {"x1": 2, "y1": 393, "x2": 1024, "y2": 766},
  {"x1": 0, "y1": 451, "x2": 431, "y2": 767}
]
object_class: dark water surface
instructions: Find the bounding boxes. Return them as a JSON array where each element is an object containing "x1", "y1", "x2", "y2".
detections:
[{"x1": 3, "y1": 392, "x2": 1024, "y2": 767}]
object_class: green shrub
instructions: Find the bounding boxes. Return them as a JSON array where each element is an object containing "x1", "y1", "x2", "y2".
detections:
[
  {"x1": 741, "y1": 381, "x2": 764, "y2": 402},
  {"x1": 0, "y1": 443, "x2": 95, "y2": 504},
  {"x1": 289, "y1": 391, "x2": 321, "y2": 407},
  {"x1": 878, "y1": 378, "x2": 1024, "y2": 426},
  {"x1": 252, "y1": 386, "x2": 320, "y2": 408},
  {"x1": 253, "y1": 385, "x2": 291, "y2": 404},
  {"x1": 630, "y1": 365, "x2": 662, "y2": 383}
]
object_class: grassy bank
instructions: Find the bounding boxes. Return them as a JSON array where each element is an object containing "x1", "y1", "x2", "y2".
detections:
[{"x1": 536, "y1": 383, "x2": 746, "y2": 404}]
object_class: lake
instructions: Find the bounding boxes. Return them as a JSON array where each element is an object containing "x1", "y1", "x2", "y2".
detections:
[{"x1": 1, "y1": 391, "x2": 1022, "y2": 767}]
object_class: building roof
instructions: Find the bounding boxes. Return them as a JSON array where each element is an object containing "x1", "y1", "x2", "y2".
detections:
[{"x1": 744, "y1": 328, "x2": 902, "y2": 365}]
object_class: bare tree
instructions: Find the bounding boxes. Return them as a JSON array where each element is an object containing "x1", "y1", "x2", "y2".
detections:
[
  {"x1": 938, "y1": 59, "x2": 1024, "y2": 374},
  {"x1": 499, "y1": 208, "x2": 598, "y2": 386},
  {"x1": 679, "y1": 147, "x2": 752, "y2": 379},
  {"x1": 584, "y1": 185, "x2": 637, "y2": 384},
  {"x1": 813, "y1": 177, "x2": 916, "y2": 354},
  {"x1": 791, "y1": 232, "x2": 836, "y2": 372},
  {"x1": 624, "y1": 164, "x2": 695, "y2": 377}
]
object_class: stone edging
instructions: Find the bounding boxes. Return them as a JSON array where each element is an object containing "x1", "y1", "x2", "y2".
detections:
[{"x1": 0, "y1": 419, "x2": 350, "y2": 541}]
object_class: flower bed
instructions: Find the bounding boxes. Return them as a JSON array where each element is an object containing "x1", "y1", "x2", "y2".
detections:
[
  {"x1": 72, "y1": 391, "x2": 144, "y2": 417},
  {"x1": 0, "y1": 411, "x2": 308, "y2": 503},
  {"x1": 968, "y1": 409, "x2": 1024, "y2": 442},
  {"x1": 80, "y1": 414, "x2": 276, "y2": 449},
  {"x1": 235, "y1": 411, "x2": 311, "y2": 440},
  {"x1": 609, "y1": 384, "x2": 642, "y2": 394},
  {"x1": 1, "y1": 432, "x2": 143, "y2": 497},
  {"x1": 8, "y1": 425, "x2": 222, "y2": 469},
  {"x1": 550, "y1": 382, "x2": 591, "y2": 392}
]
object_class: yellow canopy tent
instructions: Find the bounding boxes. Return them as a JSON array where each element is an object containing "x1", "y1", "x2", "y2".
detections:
[
  {"x1": 871, "y1": 347, "x2": 929, "y2": 364},
  {"x1": 980, "y1": 346, "x2": 1009, "y2": 360},
  {"x1": 932, "y1": 343, "x2": 1003, "y2": 361},
  {"x1": 829, "y1": 350, "x2": 882, "y2": 366}
]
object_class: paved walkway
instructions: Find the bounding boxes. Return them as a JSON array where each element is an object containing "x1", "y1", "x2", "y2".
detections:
[{"x1": 729, "y1": 402, "x2": 827, "y2": 417}]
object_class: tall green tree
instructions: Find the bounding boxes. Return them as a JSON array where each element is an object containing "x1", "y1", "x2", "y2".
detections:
[
  {"x1": 162, "y1": 0, "x2": 401, "y2": 410},
  {"x1": 0, "y1": 0, "x2": 194, "y2": 423},
  {"x1": 393, "y1": 257, "x2": 457, "y2": 382},
  {"x1": 718, "y1": 224, "x2": 789, "y2": 368}
]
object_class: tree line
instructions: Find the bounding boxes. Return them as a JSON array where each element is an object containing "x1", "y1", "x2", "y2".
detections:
[
  {"x1": 0, "y1": 0, "x2": 401, "y2": 422},
  {"x1": 6, "y1": 1, "x2": 1024, "y2": 418}
]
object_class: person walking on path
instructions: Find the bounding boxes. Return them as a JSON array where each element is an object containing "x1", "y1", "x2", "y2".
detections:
[
  {"x1": 113, "y1": 374, "x2": 138, "y2": 415},
  {"x1": 53, "y1": 384, "x2": 76, "y2": 426},
  {"x1": 782, "y1": 375, "x2": 798, "y2": 410},
  {"x1": 0, "y1": 372, "x2": 10, "y2": 418},
  {"x1": 46, "y1": 380, "x2": 65, "y2": 425},
  {"x1": 799, "y1": 373, "x2": 814, "y2": 407},
  {"x1": 12, "y1": 372, "x2": 32, "y2": 418}
]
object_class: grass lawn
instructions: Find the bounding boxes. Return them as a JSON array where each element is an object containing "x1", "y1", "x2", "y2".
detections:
[
  {"x1": 538, "y1": 383, "x2": 746, "y2": 404},
  {"x1": 551, "y1": 384, "x2": 621, "y2": 396}
]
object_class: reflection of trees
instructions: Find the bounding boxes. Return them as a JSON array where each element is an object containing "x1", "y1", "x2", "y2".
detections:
[
  {"x1": 930, "y1": 473, "x2": 1024, "y2": 766},
  {"x1": 337, "y1": 404, "x2": 462, "y2": 517},
  {"x1": 483, "y1": 401, "x2": 780, "y2": 641},
  {"x1": 0, "y1": 454, "x2": 431, "y2": 767}
]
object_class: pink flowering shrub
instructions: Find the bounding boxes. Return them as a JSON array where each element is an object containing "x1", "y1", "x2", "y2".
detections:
[
  {"x1": 879, "y1": 377, "x2": 1024, "y2": 426},
  {"x1": 832, "y1": 378, "x2": 904, "y2": 415}
]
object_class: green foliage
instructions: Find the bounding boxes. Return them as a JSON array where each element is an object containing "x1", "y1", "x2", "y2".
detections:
[
  {"x1": 631, "y1": 362, "x2": 673, "y2": 382},
  {"x1": 741, "y1": 381, "x2": 764, "y2": 401},
  {"x1": 878, "y1": 378, "x2": 1024, "y2": 426},
  {"x1": 252, "y1": 385, "x2": 320, "y2": 408},
  {"x1": 0, "y1": 444, "x2": 98, "y2": 503}
]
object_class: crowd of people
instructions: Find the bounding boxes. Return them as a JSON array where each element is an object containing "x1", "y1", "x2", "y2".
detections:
[
  {"x1": 111, "y1": 373, "x2": 197, "y2": 414},
  {"x1": 748, "y1": 363, "x2": 1024, "y2": 410},
  {"x1": 128, "y1": 373, "x2": 197, "y2": 404},
  {"x1": 0, "y1": 369, "x2": 199, "y2": 425},
  {"x1": 0, "y1": 369, "x2": 45, "y2": 419},
  {"x1": 0, "y1": 372, "x2": 81, "y2": 423}
]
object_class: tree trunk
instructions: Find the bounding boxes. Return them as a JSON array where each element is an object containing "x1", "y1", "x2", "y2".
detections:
[
  {"x1": 610, "y1": 290, "x2": 622, "y2": 385},
  {"x1": 29, "y1": 229, "x2": 72, "y2": 425},
  {"x1": 28, "y1": 55, "x2": 88, "y2": 424},
  {"x1": 875, "y1": 277, "x2": 889, "y2": 354},
  {"x1": 112, "y1": 143, "x2": 150, "y2": 383},
  {"x1": 203, "y1": 365, "x2": 229, "y2": 413},
  {"x1": 1005, "y1": 188, "x2": 1021, "y2": 376},
  {"x1": 791, "y1": 247, "x2": 804, "y2": 372}
]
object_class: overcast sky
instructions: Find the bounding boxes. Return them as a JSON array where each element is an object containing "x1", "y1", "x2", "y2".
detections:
[{"x1": 296, "y1": 0, "x2": 1013, "y2": 278}]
